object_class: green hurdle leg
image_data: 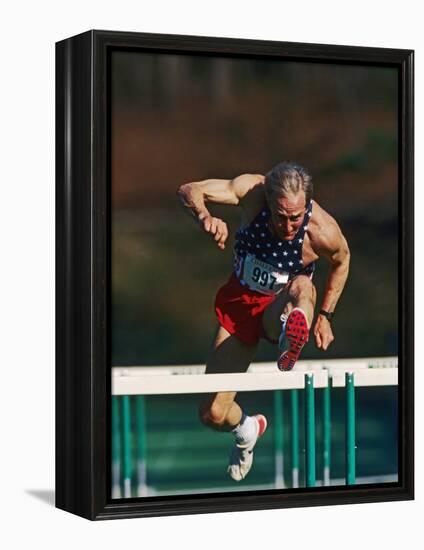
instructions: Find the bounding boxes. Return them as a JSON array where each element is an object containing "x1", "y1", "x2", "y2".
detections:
[
  {"x1": 273, "y1": 390, "x2": 285, "y2": 488},
  {"x1": 323, "y1": 384, "x2": 331, "y2": 486},
  {"x1": 136, "y1": 395, "x2": 148, "y2": 496},
  {"x1": 345, "y1": 372, "x2": 356, "y2": 485},
  {"x1": 112, "y1": 396, "x2": 122, "y2": 498},
  {"x1": 291, "y1": 389, "x2": 299, "y2": 488},
  {"x1": 305, "y1": 373, "x2": 316, "y2": 487},
  {"x1": 121, "y1": 395, "x2": 132, "y2": 497}
]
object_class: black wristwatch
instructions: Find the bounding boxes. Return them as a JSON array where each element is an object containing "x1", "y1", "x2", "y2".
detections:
[{"x1": 319, "y1": 309, "x2": 334, "y2": 322}]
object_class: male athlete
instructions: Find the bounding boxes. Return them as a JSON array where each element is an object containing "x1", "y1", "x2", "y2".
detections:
[{"x1": 177, "y1": 162, "x2": 350, "y2": 481}]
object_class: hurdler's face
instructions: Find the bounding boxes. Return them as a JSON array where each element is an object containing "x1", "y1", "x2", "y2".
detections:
[{"x1": 268, "y1": 192, "x2": 307, "y2": 240}]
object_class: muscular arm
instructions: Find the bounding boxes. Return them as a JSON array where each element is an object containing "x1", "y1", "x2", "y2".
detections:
[
  {"x1": 177, "y1": 174, "x2": 264, "y2": 249},
  {"x1": 310, "y1": 209, "x2": 351, "y2": 349},
  {"x1": 319, "y1": 233, "x2": 350, "y2": 313}
]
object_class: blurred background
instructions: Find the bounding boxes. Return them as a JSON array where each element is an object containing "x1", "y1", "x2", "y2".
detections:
[{"x1": 111, "y1": 51, "x2": 398, "y2": 494}]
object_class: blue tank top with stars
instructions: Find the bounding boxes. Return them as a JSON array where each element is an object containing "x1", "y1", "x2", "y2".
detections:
[{"x1": 233, "y1": 200, "x2": 315, "y2": 295}]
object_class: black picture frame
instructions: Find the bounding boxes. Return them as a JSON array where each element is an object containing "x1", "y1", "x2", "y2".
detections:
[{"x1": 55, "y1": 29, "x2": 414, "y2": 521}]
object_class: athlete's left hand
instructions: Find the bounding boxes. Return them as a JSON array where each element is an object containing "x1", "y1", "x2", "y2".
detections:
[{"x1": 313, "y1": 316, "x2": 334, "y2": 350}]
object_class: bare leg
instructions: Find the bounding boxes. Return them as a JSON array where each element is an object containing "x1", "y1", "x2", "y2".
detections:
[
  {"x1": 262, "y1": 275, "x2": 317, "y2": 342},
  {"x1": 200, "y1": 325, "x2": 267, "y2": 481},
  {"x1": 199, "y1": 325, "x2": 257, "y2": 431}
]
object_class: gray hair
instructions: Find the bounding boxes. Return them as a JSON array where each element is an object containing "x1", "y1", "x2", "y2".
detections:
[{"x1": 265, "y1": 162, "x2": 313, "y2": 205}]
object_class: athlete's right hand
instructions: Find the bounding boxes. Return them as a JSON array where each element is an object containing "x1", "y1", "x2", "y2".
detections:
[{"x1": 198, "y1": 215, "x2": 229, "y2": 250}]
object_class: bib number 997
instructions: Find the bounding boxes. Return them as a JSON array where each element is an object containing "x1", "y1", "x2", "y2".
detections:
[{"x1": 251, "y1": 267, "x2": 277, "y2": 290}]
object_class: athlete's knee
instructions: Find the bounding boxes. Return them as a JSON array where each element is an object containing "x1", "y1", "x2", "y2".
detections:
[
  {"x1": 199, "y1": 399, "x2": 228, "y2": 428},
  {"x1": 289, "y1": 276, "x2": 316, "y2": 303}
]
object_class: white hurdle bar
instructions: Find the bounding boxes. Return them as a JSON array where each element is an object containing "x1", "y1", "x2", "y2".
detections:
[{"x1": 112, "y1": 356, "x2": 398, "y2": 395}]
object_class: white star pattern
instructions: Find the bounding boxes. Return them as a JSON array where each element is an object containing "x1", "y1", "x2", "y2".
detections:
[{"x1": 234, "y1": 203, "x2": 314, "y2": 280}]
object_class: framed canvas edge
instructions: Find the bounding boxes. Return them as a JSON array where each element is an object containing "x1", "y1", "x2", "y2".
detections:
[{"x1": 55, "y1": 30, "x2": 414, "y2": 521}]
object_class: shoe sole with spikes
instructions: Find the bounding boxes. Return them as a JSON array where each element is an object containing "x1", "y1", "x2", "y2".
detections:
[{"x1": 277, "y1": 308, "x2": 309, "y2": 371}]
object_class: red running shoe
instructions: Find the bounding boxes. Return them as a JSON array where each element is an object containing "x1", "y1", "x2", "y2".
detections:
[{"x1": 277, "y1": 308, "x2": 309, "y2": 371}]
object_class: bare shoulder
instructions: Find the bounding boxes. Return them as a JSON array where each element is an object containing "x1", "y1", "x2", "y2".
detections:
[
  {"x1": 231, "y1": 173, "x2": 265, "y2": 202},
  {"x1": 308, "y1": 201, "x2": 347, "y2": 257}
]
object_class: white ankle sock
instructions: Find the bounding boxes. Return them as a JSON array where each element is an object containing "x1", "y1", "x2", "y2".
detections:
[{"x1": 232, "y1": 414, "x2": 258, "y2": 445}]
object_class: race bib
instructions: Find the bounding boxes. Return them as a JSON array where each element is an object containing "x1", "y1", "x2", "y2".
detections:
[{"x1": 239, "y1": 254, "x2": 289, "y2": 295}]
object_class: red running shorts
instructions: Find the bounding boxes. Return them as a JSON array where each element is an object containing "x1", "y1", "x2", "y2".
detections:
[{"x1": 214, "y1": 273, "x2": 279, "y2": 345}]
